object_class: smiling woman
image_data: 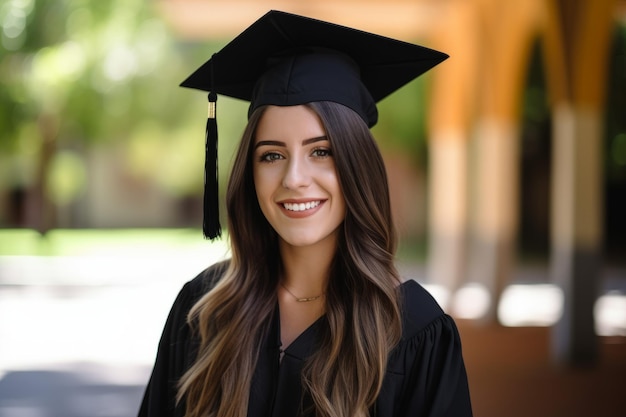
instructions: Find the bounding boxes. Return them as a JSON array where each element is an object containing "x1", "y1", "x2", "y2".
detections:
[
  {"x1": 138, "y1": 10, "x2": 472, "y2": 417},
  {"x1": 253, "y1": 105, "x2": 346, "y2": 251}
]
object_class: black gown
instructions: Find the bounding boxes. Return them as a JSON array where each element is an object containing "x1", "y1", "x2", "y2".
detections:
[{"x1": 138, "y1": 261, "x2": 473, "y2": 417}]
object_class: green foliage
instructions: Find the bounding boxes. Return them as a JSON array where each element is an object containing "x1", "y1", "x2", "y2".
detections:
[
  {"x1": 1, "y1": 0, "x2": 187, "y2": 144},
  {"x1": 0, "y1": 0, "x2": 251, "y2": 208},
  {"x1": 372, "y1": 76, "x2": 429, "y2": 165}
]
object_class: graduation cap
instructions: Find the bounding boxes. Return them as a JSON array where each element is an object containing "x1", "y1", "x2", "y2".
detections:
[{"x1": 180, "y1": 10, "x2": 448, "y2": 239}]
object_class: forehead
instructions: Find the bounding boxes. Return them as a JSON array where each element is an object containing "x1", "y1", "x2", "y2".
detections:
[{"x1": 254, "y1": 105, "x2": 326, "y2": 143}]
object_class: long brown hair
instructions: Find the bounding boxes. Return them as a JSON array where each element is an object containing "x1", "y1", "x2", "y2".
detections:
[{"x1": 178, "y1": 102, "x2": 403, "y2": 417}]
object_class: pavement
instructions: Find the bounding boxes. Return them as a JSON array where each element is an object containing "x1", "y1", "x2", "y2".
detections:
[
  {"x1": 459, "y1": 322, "x2": 626, "y2": 417},
  {"x1": 0, "y1": 366, "x2": 147, "y2": 417},
  {"x1": 0, "y1": 246, "x2": 229, "y2": 417}
]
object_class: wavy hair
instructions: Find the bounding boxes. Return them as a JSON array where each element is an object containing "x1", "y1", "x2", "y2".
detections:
[{"x1": 178, "y1": 101, "x2": 402, "y2": 417}]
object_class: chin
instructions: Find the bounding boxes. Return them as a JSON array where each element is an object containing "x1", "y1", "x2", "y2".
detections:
[
  {"x1": 280, "y1": 235, "x2": 322, "y2": 248},
  {"x1": 278, "y1": 230, "x2": 337, "y2": 249}
]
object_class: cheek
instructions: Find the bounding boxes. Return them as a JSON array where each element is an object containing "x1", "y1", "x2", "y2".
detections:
[
  {"x1": 327, "y1": 171, "x2": 346, "y2": 216},
  {"x1": 253, "y1": 166, "x2": 275, "y2": 207},
  {"x1": 252, "y1": 168, "x2": 265, "y2": 201},
  {"x1": 326, "y1": 169, "x2": 344, "y2": 196}
]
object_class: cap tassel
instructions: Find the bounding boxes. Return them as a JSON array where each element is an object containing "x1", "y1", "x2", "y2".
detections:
[{"x1": 203, "y1": 91, "x2": 221, "y2": 240}]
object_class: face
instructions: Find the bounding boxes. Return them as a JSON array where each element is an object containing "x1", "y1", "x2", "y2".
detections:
[{"x1": 253, "y1": 105, "x2": 346, "y2": 250}]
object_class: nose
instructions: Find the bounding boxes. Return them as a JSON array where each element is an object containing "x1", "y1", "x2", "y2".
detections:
[{"x1": 282, "y1": 157, "x2": 311, "y2": 190}]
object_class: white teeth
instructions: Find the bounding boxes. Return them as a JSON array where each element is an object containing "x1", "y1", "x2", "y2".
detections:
[{"x1": 283, "y1": 201, "x2": 321, "y2": 212}]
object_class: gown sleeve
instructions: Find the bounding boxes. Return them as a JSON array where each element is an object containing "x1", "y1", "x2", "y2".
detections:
[
  {"x1": 137, "y1": 281, "x2": 195, "y2": 417},
  {"x1": 399, "y1": 315, "x2": 472, "y2": 416},
  {"x1": 137, "y1": 261, "x2": 229, "y2": 417},
  {"x1": 377, "y1": 281, "x2": 473, "y2": 417}
]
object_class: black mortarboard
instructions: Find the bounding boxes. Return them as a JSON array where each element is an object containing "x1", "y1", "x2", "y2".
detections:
[{"x1": 180, "y1": 10, "x2": 448, "y2": 239}]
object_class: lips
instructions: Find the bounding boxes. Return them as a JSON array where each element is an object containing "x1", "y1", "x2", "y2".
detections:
[{"x1": 282, "y1": 200, "x2": 322, "y2": 212}]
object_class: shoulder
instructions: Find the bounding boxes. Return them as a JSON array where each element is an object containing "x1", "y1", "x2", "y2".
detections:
[
  {"x1": 381, "y1": 280, "x2": 473, "y2": 416},
  {"x1": 377, "y1": 281, "x2": 472, "y2": 417},
  {"x1": 385, "y1": 279, "x2": 466, "y2": 376},
  {"x1": 397, "y1": 279, "x2": 447, "y2": 340},
  {"x1": 187, "y1": 259, "x2": 230, "y2": 296},
  {"x1": 160, "y1": 260, "x2": 231, "y2": 341},
  {"x1": 168, "y1": 259, "x2": 231, "y2": 317}
]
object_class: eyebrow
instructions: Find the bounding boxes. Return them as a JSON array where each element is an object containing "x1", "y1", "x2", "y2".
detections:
[{"x1": 254, "y1": 135, "x2": 328, "y2": 149}]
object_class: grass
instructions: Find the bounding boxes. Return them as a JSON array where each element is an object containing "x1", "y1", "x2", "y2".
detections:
[{"x1": 0, "y1": 228, "x2": 227, "y2": 257}]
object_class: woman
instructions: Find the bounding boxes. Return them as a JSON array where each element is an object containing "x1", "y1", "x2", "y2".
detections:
[{"x1": 139, "y1": 10, "x2": 472, "y2": 417}]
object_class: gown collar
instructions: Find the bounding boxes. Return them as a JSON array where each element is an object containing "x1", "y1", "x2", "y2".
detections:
[
  {"x1": 248, "y1": 305, "x2": 323, "y2": 417},
  {"x1": 249, "y1": 281, "x2": 414, "y2": 417}
]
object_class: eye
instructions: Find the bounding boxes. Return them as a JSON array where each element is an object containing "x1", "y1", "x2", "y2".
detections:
[
  {"x1": 311, "y1": 147, "x2": 332, "y2": 158},
  {"x1": 259, "y1": 151, "x2": 284, "y2": 163}
]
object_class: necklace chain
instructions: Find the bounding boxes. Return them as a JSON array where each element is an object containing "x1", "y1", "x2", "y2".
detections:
[{"x1": 280, "y1": 282, "x2": 324, "y2": 302}]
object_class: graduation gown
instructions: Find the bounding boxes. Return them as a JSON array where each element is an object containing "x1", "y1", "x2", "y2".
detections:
[{"x1": 138, "y1": 261, "x2": 473, "y2": 417}]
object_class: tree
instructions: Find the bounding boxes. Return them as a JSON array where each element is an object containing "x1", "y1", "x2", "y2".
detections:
[{"x1": 0, "y1": 0, "x2": 230, "y2": 230}]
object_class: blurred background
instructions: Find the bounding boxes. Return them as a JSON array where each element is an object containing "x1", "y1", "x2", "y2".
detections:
[{"x1": 0, "y1": 0, "x2": 625, "y2": 416}]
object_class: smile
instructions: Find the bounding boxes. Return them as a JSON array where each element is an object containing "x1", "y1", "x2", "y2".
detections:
[{"x1": 282, "y1": 201, "x2": 321, "y2": 212}]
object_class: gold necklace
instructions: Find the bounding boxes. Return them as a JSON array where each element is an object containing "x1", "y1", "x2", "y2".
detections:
[{"x1": 280, "y1": 282, "x2": 325, "y2": 302}]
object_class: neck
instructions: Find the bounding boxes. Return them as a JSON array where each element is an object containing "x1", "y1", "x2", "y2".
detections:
[{"x1": 279, "y1": 238, "x2": 336, "y2": 295}]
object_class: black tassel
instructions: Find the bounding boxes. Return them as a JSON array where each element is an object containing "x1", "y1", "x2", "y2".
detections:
[{"x1": 203, "y1": 91, "x2": 221, "y2": 239}]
